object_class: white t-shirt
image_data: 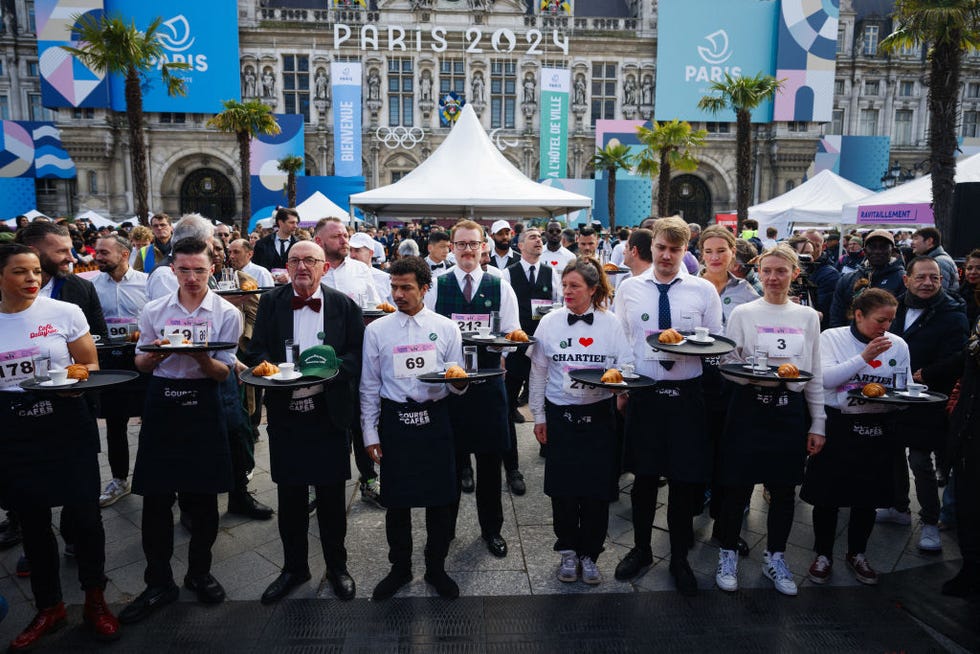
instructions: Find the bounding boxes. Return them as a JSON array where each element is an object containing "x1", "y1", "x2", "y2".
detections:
[
  {"x1": 820, "y1": 327, "x2": 912, "y2": 414},
  {"x1": 0, "y1": 297, "x2": 90, "y2": 392}
]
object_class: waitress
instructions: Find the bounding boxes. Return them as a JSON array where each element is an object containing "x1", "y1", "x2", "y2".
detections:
[
  {"x1": 0, "y1": 243, "x2": 119, "y2": 651},
  {"x1": 530, "y1": 258, "x2": 633, "y2": 586},
  {"x1": 802, "y1": 289, "x2": 910, "y2": 585},
  {"x1": 716, "y1": 244, "x2": 825, "y2": 596}
]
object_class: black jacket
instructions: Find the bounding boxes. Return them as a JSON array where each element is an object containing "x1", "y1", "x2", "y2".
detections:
[
  {"x1": 830, "y1": 258, "x2": 907, "y2": 328},
  {"x1": 252, "y1": 233, "x2": 296, "y2": 271},
  {"x1": 946, "y1": 342, "x2": 979, "y2": 470},
  {"x1": 893, "y1": 291, "x2": 970, "y2": 395},
  {"x1": 53, "y1": 275, "x2": 108, "y2": 341},
  {"x1": 808, "y1": 255, "x2": 840, "y2": 329}
]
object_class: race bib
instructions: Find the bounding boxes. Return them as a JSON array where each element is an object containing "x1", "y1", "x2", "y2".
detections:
[
  {"x1": 756, "y1": 326, "x2": 804, "y2": 358},
  {"x1": 161, "y1": 318, "x2": 211, "y2": 343},
  {"x1": 838, "y1": 381, "x2": 891, "y2": 415},
  {"x1": 106, "y1": 317, "x2": 137, "y2": 339},
  {"x1": 393, "y1": 343, "x2": 438, "y2": 379},
  {"x1": 0, "y1": 347, "x2": 39, "y2": 389},
  {"x1": 451, "y1": 313, "x2": 489, "y2": 332},
  {"x1": 643, "y1": 329, "x2": 681, "y2": 363},
  {"x1": 531, "y1": 299, "x2": 552, "y2": 319},
  {"x1": 562, "y1": 364, "x2": 607, "y2": 399}
]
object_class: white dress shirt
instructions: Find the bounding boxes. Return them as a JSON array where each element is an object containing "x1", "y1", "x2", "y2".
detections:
[
  {"x1": 241, "y1": 261, "x2": 274, "y2": 288},
  {"x1": 137, "y1": 289, "x2": 242, "y2": 379},
  {"x1": 423, "y1": 265, "x2": 520, "y2": 334},
  {"x1": 613, "y1": 268, "x2": 723, "y2": 381},
  {"x1": 92, "y1": 267, "x2": 148, "y2": 320},
  {"x1": 322, "y1": 257, "x2": 381, "y2": 305},
  {"x1": 146, "y1": 265, "x2": 179, "y2": 301},
  {"x1": 369, "y1": 266, "x2": 392, "y2": 303},
  {"x1": 610, "y1": 242, "x2": 626, "y2": 267},
  {"x1": 491, "y1": 251, "x2": 513, "y2": 269},
  {"x1": 359, "y1": 308, "x2": 464, "y2": 446}
]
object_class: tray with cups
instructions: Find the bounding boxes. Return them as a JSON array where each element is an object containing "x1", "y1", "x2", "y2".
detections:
[
  {"x1": 461, "y1": 331, "x2": 537, "y2": 348},
  {"x1": 20, "y1": 369, "x2": 140, "y2": 392},
  {"x1": 239, "y1": 361, "x2": 336, "y2": 388},
  {"x1": 719, "y1": 363, "x2": 814, "y2": 383},
  {"x1": 416, "y1": 362, "x2": 505, "y2": 385},
  {"x1": 846, "y1": 382, "x2": 948, "y2": 405},
  {"x1": 567, "y1": 367, "x2": 658, "y2": 391},
  {"x1": 646, "y1": 328, "x2": 735, "y2": 357}
]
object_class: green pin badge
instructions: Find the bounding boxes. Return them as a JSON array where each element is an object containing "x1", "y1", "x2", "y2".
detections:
[
  {"x1": 641, "y1": 313, "x2": 649, "y2": 321},
  {"x1": 429, "y1": 333, "x2": 438, "y2": 341}
]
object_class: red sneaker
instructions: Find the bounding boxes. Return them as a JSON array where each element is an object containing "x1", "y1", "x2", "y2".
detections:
[
  {"x1": 84, "y1": 588, "x2": 121, "y2": 641},
  {"x1": 9, "y1": 603, "x2": 67, "y2": 651},
  {"x1": 807, "y1": 555, "x2": 832, "y2": 584},
  {"x1": 845, "y1": 552, "x2": 878, "y2": 585}
]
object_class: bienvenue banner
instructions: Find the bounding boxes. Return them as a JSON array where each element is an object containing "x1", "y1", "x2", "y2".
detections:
[
  {"x1": 538, "y1": 68, "x2": 569, "y2": 180},
  {"x1": 331, "y1": 62, "x2": 362, "y2": 178}
]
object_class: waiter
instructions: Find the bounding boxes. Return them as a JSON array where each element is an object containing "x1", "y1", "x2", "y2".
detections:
[
  {"x1": 246, "y1": 240, "x2": 363, "y2": 603},
  {"x1": 361, "y1": 256, "x2": 465, "y2": 600},
  {"x1": 612, "y1": 216, "x2": 723, "y2": 596},
  {"x1": 424, "y1": 220, "x2": 521, "y2": 559},
  {"x1": 252, "y1": 207, "x2": 299, "y2": 282},
  {"x1": 120, "y1": 237, "x2": 243, "y2": 624},
  {"x1": 91, "y1": 234, "x2": 148, "y2": 508}
]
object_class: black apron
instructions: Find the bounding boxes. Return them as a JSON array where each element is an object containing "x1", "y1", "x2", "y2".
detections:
[
  {"x1": 0, "y1": 392, "x2": 100, "y2": 509},
  {"x1": 717, "y1": 384, "x2": 807, "y2": 486},
  {"x1": 132, "y1": 376, "x2": 233, "y2": 495},
  {"x1": 544, "y1": 399, "x2": 618, "y2": 501},
  {"x1": 800, "y1": 407, "x2": 898, "y2": 508},
  {"x1": 448, "y1": 377, "x2": 509, "y2": 455},
  {"x1": 895, "y1": 403, "x2": 947, "y2": 451},
  {"x1": 265, "y1": 387, "x2": 351, "y2": 486},
  {"x1": 97, "y1": 343, "x2": 148, "y2": 420},
  {"x1": 379, "y1": 398, "x2": 456, "y2": 509},
  {"x1": 624, "y1": 379, "x2": 710, "y2": 482}
]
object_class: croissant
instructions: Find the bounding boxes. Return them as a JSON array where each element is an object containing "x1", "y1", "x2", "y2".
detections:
[
  {"x1": 658, "y1": 328, "x2": 684, "y2": 344},
  {"x1": 862, "y1": 382, "x2": 887, "y2": 398},
  {"x1": 600, "y1": 368, "x2": 623, "y2": 384},
  {"x1": 445, "y1": 365, "x2": 468, "y2": 379},
  {"x1": 603, "y1": 263, "x2": 620, "y2": 272},
  {"x1": 777, "y1": 363, "x2": 800, "y2": 379},
  {"x1": 253, "y1": 361, "x2": 280, "y2": 377},
  {"x1": 376, "y1": 302, "x2": 396, "y2": 313},
  {"x1": 506, "y1": 329, "x2": 530, "y2": 342},
  {"x1": 66, "y1": 364, "x2": 89, "y2": 381},
  {"x1": 239, "y1": 280, "x2": 259, "y2": 291}
]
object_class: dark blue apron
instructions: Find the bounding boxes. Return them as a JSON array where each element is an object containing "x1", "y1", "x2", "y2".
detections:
[
  {"x1": 0, "y1": 392, "x2": 100, "y2": 509},
  {"x1": 448, "y1": 377, "x2": 510, "y2": 455},
  {"x1": 379, "y1": 398, "x2": 456, "y2": 509},
  {"x1": 97, "y1": 343, "x2": 148, "y2": 419},
  {"x1": 265, "y1": 387, "x2": 351, "y2": 486},
  {"x1": 544, "y1": 398, "x2": 618, "y2": 501},
  {"x1": 132, "y1": 376, "x2": 232, "y2": 495}
]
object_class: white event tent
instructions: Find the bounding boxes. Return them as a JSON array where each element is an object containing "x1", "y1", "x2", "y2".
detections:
[
  {"x1": 749, "y1": 169, "x2": 873, "y2": 236},
  {"x1": 75, "y1": 209, "x2": 115, "y2": 228},
  {"x1": 296, "y1": 191, "x2": 349, "y2": 225},
  {"x1": 349, "y1": 104, "x2": 591, "y2": 219}
]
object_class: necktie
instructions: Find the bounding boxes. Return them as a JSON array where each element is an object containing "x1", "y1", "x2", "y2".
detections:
[
  {"x1": 567, "y1": 312, "x2": 594, "y2": 326},
  {"x1": 463, "y1": 273, "x2": 473, "y2": 302},
  {"x1": 528, "y1": 265, "x2": 536, "y2": 287},
  {"x1": 279, "y1": 239, "x2": 288, "y2": 256},
  {"x1": 655, "y1": 280, "x2": 678, "y2": 370},
  {"x1": 291, "y1": 296, "x2": 322, "y2": 312}
]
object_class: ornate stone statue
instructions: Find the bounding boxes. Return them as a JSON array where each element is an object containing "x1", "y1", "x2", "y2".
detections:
[
  {"x1": 314, "y1": 68, "x2": 329, "y2": 100},
  {"x1": 641, "y1": 74, "x2": 654, "y2": 105},
  {"x1": 523, "y1": 73, "x2": 536, "y2": 104},
  {"x1": 624, "y1": 74, "x2": 637, "y2": 106},
  {"x1": 573, "y1": 73, "x2": 586, "y2": 105},
  {"x1": 410, "y1": 0, "x2": 434, "y2": 8},
  {"x1": 367, "y1": 69, "x2": 381, "y2": 101},
  {"x1": 261, "y1": 67, "x2": 276, "y2": 98},
  {"x1": 420, "y1": 69, "x2": 433, "y2": 102},
  {"x1": 468, "y1": 0, "x2": 492, "y2": 10},
  {"x1": 471, "y1": 71, "x2": 485, "y2": 103},
  {"x1": 243, "y1": 66, "x2": 257, "y2": 98}
]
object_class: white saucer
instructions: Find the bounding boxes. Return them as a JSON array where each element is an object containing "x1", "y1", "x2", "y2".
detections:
[
  {"x1": 688, "y1": 336, "x2": 716, "y2": 345},
  {"x1": 742, "y1": 365, "x2": 772, "y2": 374},
  {"x1": 470, "y1": 334, "x2": 496, "y2": 340},
  {"x1": 39, "y1": 378, "x2": 79, "y2": 387},
  {"x1": 897, "y1": 390, "x2": 929, "y2": 398},
  {"x1": 266, "y1": 372, "x2": 302, "y2": 381},
  {"x1": 162, "y1": 342, "x2": 191, "y2": 348},
  {"x1": 622, "y1": 373, "x2": 640, "y2": 380}
]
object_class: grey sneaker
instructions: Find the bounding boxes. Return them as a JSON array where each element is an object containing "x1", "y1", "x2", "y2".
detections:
[
  {"x1": 875, "y1": 507, "x2": 912, "y2": 525},
  {"x1": 360, "y1": 478, "x2": 383, "y2": 508},
  {"x1": 557, "y1": 550, "x2": 579, "y2": 583},
  {"x1": 919, "y1": 524, "x2": 942, "y2": 552},
  {"x1": 763, "y1": 551, "x2": 798, "y2": 596},
  {"x1": 99, "y1": 478, "x2": 130, "y2": 508},
  {"x1": 580, "y1": 556, "x2": 601, "y2": 585}
]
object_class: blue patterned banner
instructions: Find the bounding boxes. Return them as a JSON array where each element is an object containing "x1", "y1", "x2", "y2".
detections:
[
  {"x1": 773, "y1": 0, "x2": 839, "y2": 122},
  {"x1": 331, "y1": 62, "x2": 362, "y2": 177},
  {"x1": 0, "y1": 121, "x2": 76, "y2": 179},
  {"x1": 36, "y1": 0, "x2": 110, "y2": 109}
]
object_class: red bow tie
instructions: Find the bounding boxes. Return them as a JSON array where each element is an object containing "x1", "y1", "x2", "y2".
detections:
[{"x1": 291, "y1": 296, "x2": 321, "y2": 312}]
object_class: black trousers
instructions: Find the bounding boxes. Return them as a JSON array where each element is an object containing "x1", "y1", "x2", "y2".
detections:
[
  {"x1": 552, "y1": 497, "x2": 608, "y2": 560},
  {"x1": 277, "y1": 482, "x2": 347, "y2": 575},
  {"x1": 21, "y1": 501, "x2": 106, "y2": 609},
  {"x1": 104, "y1": 413, "x2": 131, "y2": 481},
  {"x1": 142, "y1": 492, "x2": 218, "y2": 587},
  {"x1": 631, "y1": 475, "x2": 703, "y2": 557},
  {"x1": 954, "y1": 444, "x2": 980, "y2": 565},
  {"x1": 717, "y1": 484, "x2": 796, "y2": 553},
  {"x1": 385, "y1": 504, "x2": 453, "y2": 572},
  {"x1": 503, "y1": 351, "x2": 530, "y2": 472},
  {"x1": 451, "y1": 452, "x2": 503, "y2": 538},
  {"x1": 812, "y1": 506, "x2": 876, "y2": 557}
]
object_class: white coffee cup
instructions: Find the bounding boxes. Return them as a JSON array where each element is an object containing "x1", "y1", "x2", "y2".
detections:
[
  {"x1": 694, "y1": 327, "x2": 710, "y2": 342},
  {"x1": 49, "y1": 368, "x2": 68, "y2": 385},
  {"x1": 278, "y1": 362, "x2": 296, "y2": 378},
  {"x1": 167, "y1": 329, "x2": 184, "y2": 344},
  {"x1": 477, "y1": 326, "x2": 491, "y2": 338},
  {"x1": 906, "y1": 382, "x2": 928, "y2": 397},
  {"x1": 622, "y1": 363, "x2": 636, "y2": 378}
]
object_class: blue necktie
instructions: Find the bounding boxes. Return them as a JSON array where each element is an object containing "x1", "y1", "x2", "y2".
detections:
[{"x1": 656, "y1": 281, "x2": 678, "y2": 370}]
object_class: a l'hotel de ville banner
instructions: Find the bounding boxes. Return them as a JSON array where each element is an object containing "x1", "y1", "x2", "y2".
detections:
[
  {"x1": 37, "y1": 0, "x2": 240, "y2": 112},
  {"x1": 656, "y1": 0, "x2": 839, "y2": 123}
]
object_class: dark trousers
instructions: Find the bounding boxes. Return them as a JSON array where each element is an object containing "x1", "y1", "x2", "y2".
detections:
[
  {"x1": 955, "y1": 448, "x2": 980, "y2": 565},
  {"x1": 451, "y1": 452, "x2": 503, "y2": 538},
  {"x1": 142, "y1": 492, "x2": 217, "y2": 586},
  {"x1": 503, "y1": 351, "x2": 530, "y2": 472},
  {"x1": 105, "y1": 414, "x2": 130, "y2": 480},
  {"x1": 718, "y1": 485, "x2": 796, "y2": 553},
  {"x1": 385, "y1": 505, "x2": 453, "y2": 572},
  {"x1": 552, "y1": 497, "x2": 609, "y2": 560},
  {"x1": 630, "y1": 475, "x2": 703, "y2": 557},
  {"x1": 812, "y1": 506, "x2": 876, "y2": 557},
  {"x1": 21, "y1": 502, "x2": 106, "y2": 609},
  {"x1": 892, "y1": 447, "x2": 941, "y2": 525},
  {"x1": 228, "y1": 387, "x2": 255, "y2": 495},
  {"x1": 277, "y1": 482, "x2": 347, "y2": 575}
]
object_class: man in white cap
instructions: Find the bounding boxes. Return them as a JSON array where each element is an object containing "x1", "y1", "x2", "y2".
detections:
[
  {"x1": 350, "y1": 232, "x2": 391, "y2": 303},
  {"x1": 489, "y1": 220, "x2": 520, "y2": 270}
]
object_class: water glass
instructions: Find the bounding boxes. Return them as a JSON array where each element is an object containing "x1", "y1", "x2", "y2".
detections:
[
  {"x1": 892, "y1": 371, "x2": 908, "y2": 391},
  {"x1": 489, "y1": 311, "x2": 502, "y2": 335},
  {"x1": 752, "y1": 346, "x2": 769, "y2": 372},
  {"x1": 191, "y1": 319, "x2": 209, "y2": 346},
  {"x1": 284, "y1": 339, "x2": 299, "y2": 364},
  {"x1": 32, "y1": 352, "x2": 51, "y2": 381},
  {"x1": 463, "y1": 346, "x2": 479, "y2": 373}
]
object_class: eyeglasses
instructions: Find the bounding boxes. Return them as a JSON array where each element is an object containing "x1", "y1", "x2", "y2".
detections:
[
  {"x1": 286, "y1": 257, "x2": 325, "y2": 268},
  {"x1": 175, "y1": 268, "x2": 210, "y2": 278},
  {"x1": 453, "y1": 241, "x2": 482, "y2": 250}
]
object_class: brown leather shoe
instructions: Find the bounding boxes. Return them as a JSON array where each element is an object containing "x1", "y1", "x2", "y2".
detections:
[
  {"x1": 84, "y1": 588, "x2": 121, "y2": 641},
  {"x1": 9, "y1": 603, "x2": 67, "y2": 651}
]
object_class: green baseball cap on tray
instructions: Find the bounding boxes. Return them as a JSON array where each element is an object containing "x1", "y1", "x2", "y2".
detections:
[{"x1": 298, "y1": 345, "x2": 339, "y2": 379}]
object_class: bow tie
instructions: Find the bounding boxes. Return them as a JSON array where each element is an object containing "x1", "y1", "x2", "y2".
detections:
[
  {"x1": 431, "y1": 263, "x2": 445, "y2": 270},
  {"x1": 291, "y1": 296, "x2": 322, "y2": 312},
  {"x1": 567, "y1": 312, "x2": 594, "y2": 326}
]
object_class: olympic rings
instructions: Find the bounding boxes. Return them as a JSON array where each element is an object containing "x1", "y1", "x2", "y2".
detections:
[{"x1": 375, "y1": 126, "x2": 425, "y2": 149}]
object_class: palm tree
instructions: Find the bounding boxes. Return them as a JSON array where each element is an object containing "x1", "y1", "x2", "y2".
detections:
[
  {"x1": 207, "y1": 100, "x2": 281, "y2": 235},
  {"x1": 277, "y1": 155, "x2": 305, "y2": 207},
  {"x1": 589, "y1": 143, "x2": 634, "y2": 231},
  {"x1": 634, "y1": 119, "x2": 707, "y2": 217},
  {"x1": 63, "y1": 14, "x2": 189, "y2": 225},
  {"x1": 697, "y1": 72, "x2": 783, "y2": 233},
  {"x1": 881, "y1": 1, "x2": 980, "y2": 245}
]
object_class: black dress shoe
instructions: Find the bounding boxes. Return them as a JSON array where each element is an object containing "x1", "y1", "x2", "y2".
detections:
[
  {"x1": 506, "y1": 470, "x2": 526, "y2": 496},
  {"x1": 0, "y1": 522, "x2": 23, "y2": 549},
  {"x1": 118, "y1": 584, "x2": 179, "y2": 624},
  {"x1": 509, "y1": 409, "x2": 525, "y2": 424},
  {"x1": 227, "y1": 492, "x2": 275, "y2": 520},
  {"x1": 261, "y1": 571, "x2": 311, "y2": 605},
  {"x1": 325, "y1": 568, "x2": 356, "y2": 600},
  {"x1": 460, "y1": 467, "x2": 475, "y2": 494},
  {"x1": 614, "y1": 547, "x2": 653, "y2": 581},
  {"x1": 424, "y1": 570, "x2": 459, "y2": 599},
  {"x1": 670, "y1": 558, "x2": 698, "y2": 597},
  {"x1": 485, "y1": 534, "x2": 508, "y2": 558},
  {"x1": 184, "y1": 573, "x2": 226, "y2": 604},
  {"x1": 372, "y1": 568, "x2": 412, "y2": 601}
]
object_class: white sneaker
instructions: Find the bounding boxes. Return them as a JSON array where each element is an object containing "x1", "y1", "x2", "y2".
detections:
[
  {"x1": 919, "y1": 524, "x2": 942, "y2": 552},
  {"x1": 557, "y1": 550, "x2": 579, "y2": 582},
  {"x1": 580, "y1": 556, "x2": 601, "y2": 585},
  {"x1": 98, "y1": 478, "x2": 130, "y2": 508},
  {"x1": 763, "y1": 551, "x2": 798, "y2": 596},
  {"x1": 715, "y1": 549, "x2": 739, "y2": 592},
  {"x1": 875, "y1": 507, "x2": 912, "y2": 525}
]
